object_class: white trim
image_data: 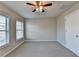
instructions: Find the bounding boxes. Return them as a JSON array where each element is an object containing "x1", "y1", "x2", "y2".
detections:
[
  {"x1": 25, "y1": 40, "x2": 57, "y2": 42},
  {"x1": 2, "y1": 41, "x2": 24, "y2": 57},
  {"x1": 57, "y1": 41, "x2": 79, "y2": 56},
  {"x1": 57, "y1": 40, "x2": 66, "y2": 47}
]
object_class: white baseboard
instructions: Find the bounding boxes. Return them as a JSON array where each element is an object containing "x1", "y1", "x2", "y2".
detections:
[
  {"x1": 2, "y1": 41, "x2": 25, "y2": 57},
  {"x1": 25, "y1": 40, "x2": 57, "y2": 42},
  {"x1": 57, "y1": 40, "x2": 79, "y2": 56},
  {"x1": 57, "y1": 40, "x2": 66, "y2": 47}
]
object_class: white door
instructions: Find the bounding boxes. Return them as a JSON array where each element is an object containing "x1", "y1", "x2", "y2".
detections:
[{"x1": 65, "y1": 9, "x2": 79, "y2": 55}]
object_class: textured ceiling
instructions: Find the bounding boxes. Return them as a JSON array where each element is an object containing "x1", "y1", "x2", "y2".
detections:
[{"x1": 0, "y1": 1, "x2": 77, "y2": 18}]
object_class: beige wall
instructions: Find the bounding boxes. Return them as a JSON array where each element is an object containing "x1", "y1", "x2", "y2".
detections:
[
  {"x1": 57, "y1": 16, "x2": 65, "y2": 45},
  {"x1": 0, "y1": 3, "x2": 25, "y2": 56},
  {"x1": 26, "y1": 18, "x2": 57, "y2": 41}
]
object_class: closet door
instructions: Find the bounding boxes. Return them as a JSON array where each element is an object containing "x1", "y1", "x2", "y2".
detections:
[{"x1": 65, "y1": 9, "x2": 79, "y2": 55}]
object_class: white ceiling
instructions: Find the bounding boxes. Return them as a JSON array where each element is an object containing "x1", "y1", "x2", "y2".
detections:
[{"x1": 0, "y1": 1, "x2": 77, "y2": 18}]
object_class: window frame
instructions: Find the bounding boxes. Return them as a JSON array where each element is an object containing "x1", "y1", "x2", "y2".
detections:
[
  {"x1": 16, "y1": 20, "x2": 24, "y2": 41},
  {"x1": 0, "y1": 12, "x2": 10, "y2": 48}
]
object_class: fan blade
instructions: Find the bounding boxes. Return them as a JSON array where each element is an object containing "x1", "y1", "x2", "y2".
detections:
[
  {"x1": 42, "y1": 9, "x2": 45, "y2": 12},
  {"x1": 32, "y1": 9, "x2": 36, "y2": 12},
  {"x1": 43, "y1": 3, "x2": 52, "y2": 7},
  {"x1": 26, "y1": 3, "x2": 35, "y2": 6}
]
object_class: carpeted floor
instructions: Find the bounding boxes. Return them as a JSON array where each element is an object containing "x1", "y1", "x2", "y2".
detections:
[{"x1": 6, "y1": 41, "x2": 77, "y2": 57}]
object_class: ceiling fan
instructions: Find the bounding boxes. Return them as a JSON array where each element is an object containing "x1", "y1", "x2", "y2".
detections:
[{"x1": 26, "y1": 1, "x2": 52, "y2": 13}]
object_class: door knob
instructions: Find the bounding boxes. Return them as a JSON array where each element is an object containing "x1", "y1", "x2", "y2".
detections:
[{"x1": 76, "y1": 35, "x2": 79, "y2": 37}]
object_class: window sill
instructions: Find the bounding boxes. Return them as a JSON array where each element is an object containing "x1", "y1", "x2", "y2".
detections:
[
  {"x1": 16, "y1": 37, "x2": 24, "y2": 42},
  {"x1": 0, "y1": 43, "x2": 9, "y2": 49}
]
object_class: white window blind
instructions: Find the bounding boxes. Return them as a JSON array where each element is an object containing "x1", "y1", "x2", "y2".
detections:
[
  {"x1": 0, "y1": 15, "x2": 9, "y2": 47},
  {"x1": 16, "y1": 21, "x2": 23, "y2": 40}
]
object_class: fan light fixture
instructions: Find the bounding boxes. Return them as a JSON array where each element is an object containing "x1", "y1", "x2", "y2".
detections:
[
  {"x1": 36, "y1": 6, "x2": 43, "y2": 12},
  {"x1": 26, "y1": 1, "x2": 52, "y2": 13}
]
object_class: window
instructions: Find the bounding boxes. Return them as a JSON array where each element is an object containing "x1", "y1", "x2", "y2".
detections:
[
  {"x1": 16, "y1": 21, "x2": 23, "y2": 40},
  {"x1": 0, "y1": 15, "x2": 9, "y2": 47}
]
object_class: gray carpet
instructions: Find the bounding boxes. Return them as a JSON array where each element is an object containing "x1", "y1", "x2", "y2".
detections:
[{"x1": 6, "y1": 41, "x2": 77, "y2": 57}]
